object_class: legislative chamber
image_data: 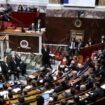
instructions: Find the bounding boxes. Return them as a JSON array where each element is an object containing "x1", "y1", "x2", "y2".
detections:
[{"x1": 0, "y1": 0, "x2": 105, "y2": 105}]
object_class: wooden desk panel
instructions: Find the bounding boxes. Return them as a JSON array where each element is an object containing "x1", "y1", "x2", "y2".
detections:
[
  {"x1": 9, "y1": 35, "x2": 39, "y2": 53},
  {"x1": 0, "y1": 28, "x2": 44, "y2": 53}
]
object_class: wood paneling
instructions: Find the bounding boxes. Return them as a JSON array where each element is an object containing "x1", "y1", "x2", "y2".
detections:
[
  {"x1": 45, "y1": 17, "x2": 105, "y2": 44},
  {"x1": 9, "y1": 36, "x2": 39, "y2": 53}
]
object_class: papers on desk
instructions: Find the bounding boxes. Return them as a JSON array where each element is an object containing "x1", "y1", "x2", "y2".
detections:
[
  {"x1": 44, "y1": 89, "x2": 54, "y2": 94},
  {"x1": 0, "y1": 91, "x2": 8, "y2": 98},
  {"x1": 13, "y1": 88, "x2": 21, "y2": 93},
  {"x1": 101, "y1": 84, "x2": 105, "y2": 89},
  {"x1": 14, "y1": 28, "x2": 21, "y2": 32},
  {"x1": 65, "y1": 89, "x2": 71, "y2": 93},
  {"x1": 49, "y1": 54, "x2": 55, "y2": 57},
  {"x1": 26, "y1": 30, "x2": 35, "y2": 33},
  {"x1": 53, "y1": 76, "x2": 57, "y2": 80},
  {"x1": 25, "y1": 85, "x2": 32, "y2": 90},
  {"x1": 41, "y1": 28, "x2": 46, "y2": 32},
  {"x1": 28, "y1": 75, "x2": 35, "y2": 79}
]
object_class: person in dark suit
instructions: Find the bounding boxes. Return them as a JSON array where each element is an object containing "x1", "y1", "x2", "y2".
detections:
[
  {"x1": 92, "y1": 82, "x2": 104, "y2": 99},
  {"x1": 14, "y1": 53, "x2": 21, "y2": 67},
  {"x1": 69, "y1": 38, "x2": 78, "y2": 56},
  {"x1": 5, "y1": 4, "x2": 13, "y2": 14},
  {"x1": 73, "y1": 95, "x2": 86, "y2": 105},
  {"x1": 0, "y1": 96, "x2": 4, "y2": 105},
  {"x1": 1, "y1": 57, "x2": 11, "y2": 81},
  {"x1": 36, "y1": 96, "x2": 44, "y2": 105},
  {"x1": 9, "y1": 55, "x2": 20, "y2": 80},
  {"x1": 28, "y1": 19, "x2": 43, "y2": 32},
  {"x1": 19, "y1": 61, "x2": 27, "y2": 76},
  {"x1": 8, "y1": 87, "x2": 13, "y2": 99},
  {"x1": 18, "y1": 96, "x2": 29, "y2": 105},
  {"x1": 85, "y1": 38, "x2": 94, "y2": 47},
  {"x1": 28, "y1": 22, "x2": 36, "y2": 31},
  {"x1": 35, "y1": 19, "x2": 42, "y2": 32},
  {"x1": 41, "y1": 45, "x2": 52, "y2": 69},
  {"x1": 18, "y1": 5, "x2": 24, "y2": 12},
  {"x1": 77, "y1": 39, "x2": 84, "y2": 54}
]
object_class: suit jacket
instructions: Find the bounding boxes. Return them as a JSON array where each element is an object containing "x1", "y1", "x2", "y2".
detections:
[
  {"x1": 1, "y1": 61, "x2": 10, "y2": 74},
  {"x1": 28, "y1": 23, "x2": 36, "y2": 31},
  {"x1": 35, "y1": 21, "x2": 43, "y2": 31},
  {"x1": 69, "y1": 41, "x2": 78, "y2": 49},
  {"x1": 93, "y1": 87, "x2": 104, "y2": 98},
  {"x1": 9, "y1": 59, "x2": 19, "y2": 72},
  {"x1": 42, "y1": 47, "x2": 50, "y2": 58},
  {"x1": 15, "y1": 55, "x2": 21, "y2": 67}
]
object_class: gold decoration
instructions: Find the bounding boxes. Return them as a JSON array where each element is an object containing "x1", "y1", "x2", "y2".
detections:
[{"x1": 74, "y1": 19, "x2": 82, "y2": 28}]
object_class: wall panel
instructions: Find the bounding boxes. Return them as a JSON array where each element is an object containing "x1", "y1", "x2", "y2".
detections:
[{"x1": 45, "y1": 17, "x2": 105, "y2": 44}]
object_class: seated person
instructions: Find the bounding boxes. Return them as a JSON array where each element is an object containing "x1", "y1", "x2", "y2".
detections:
[
  {"x1": 73, "y1": 95, "x2": 86, "y2": 105},
  {"x1": 17, "y1": 5, "x2": 24, "y2": 12},
  {"x1": 35, "y1": 19, "x2": 42, "y2": 32},
  {"x1": 28, "y1": 22, "x2": 35, "y2": 31},
  {"x1": 4, "y1": 4, "x2": 13, "y2": 14},
  {"x1": 2, "y1": 13, "x2": 11, "y2": 22},
  {"x1": 36, "y1": 96, "x2": 44, "y2": 105},
  {"x1": 28, "y1": 19, "x2": 43, "y2": 32},
  {"x1": 92, "y1": 82, "x2": 104, "y2": 99},
  {"x1": 8, "y1": 87, "x2": 13, "y2": 99},
  {"x1": 18, "y1": 96, "x2": 29, "y2": 105},
  {"x1": 0, "y1": 96, "x2": 4, "y2": 105}
]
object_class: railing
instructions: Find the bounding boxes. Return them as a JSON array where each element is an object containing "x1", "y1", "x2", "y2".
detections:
[{"x1": 80, "y1": 42, "x2": 105, "y2": 58}]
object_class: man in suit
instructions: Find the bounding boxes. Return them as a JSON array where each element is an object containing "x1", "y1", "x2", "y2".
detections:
[
  {"x1": 28, "y1": 19, "x2": 43, "y2": 32},
  {"x1": 77, "y1": 39, "x2": 84, "y2": 53},
  {"x1": 35, "y1": 19, "x2": 42, "y2": 32},
  {"x1": 9, "y1": 55, "x2": 20, "y2": 80},
  {"x1": 5, "y1": 4, "x2": 13, "y2": 14},
  {"x1": 28, "y1": 22, "x2": 35, "y2": 31},
  {"x1": 1, "y1": 56, "x2": 11, "y2": 81},
  {"x1": 93, "y1": 82, "x2": 104, "y2": 99},
  {"x1": 41, "y1": 45, "x2": 52, "y2": 69},
  {"x1": 69, "y1": 38, "x2": 78, "y2": 56},
  {"x1": 18, "y1": 96, "x2": 29, "y2": 105},
  {"x1": 14, "y1": 53, "x2": 27, "y2": 76}
]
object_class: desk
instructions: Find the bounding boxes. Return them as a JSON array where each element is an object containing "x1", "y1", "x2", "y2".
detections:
[{"x1": 0, "y1": 28, "x2": 44, "y2": 55}]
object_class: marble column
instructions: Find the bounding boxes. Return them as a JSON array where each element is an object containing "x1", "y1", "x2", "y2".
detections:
[
  {"x1": 0, "y1": 41, "x2": 4, "y2": 59},
  {"x1": 49, "y1": 0, "x2": 60, "y2": 4}
]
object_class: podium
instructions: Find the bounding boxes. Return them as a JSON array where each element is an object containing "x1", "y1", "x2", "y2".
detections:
[{"x1": 0, "y1": 28, "x2": 44, "y2": 55}]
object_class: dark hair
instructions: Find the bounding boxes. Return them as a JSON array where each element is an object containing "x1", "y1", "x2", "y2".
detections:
[
  {"x1": 95, "y1": 82, "x2": 100, "y2": 87},
  {"x1": 60, "y1": 99, "x2": 67, "y2": 105},
  {"x1": 36, "y1": 96, "x2": 44, "y2": 105},
  {"x1": 74, "y1": 95, "x2": 80, "y2": 103},
  {"x1": 18, "y1": 96, "x2": 25, "y2": 103}
]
